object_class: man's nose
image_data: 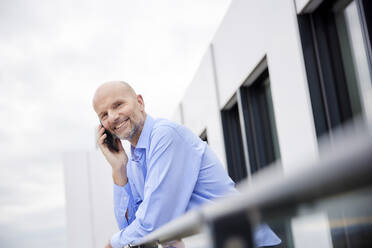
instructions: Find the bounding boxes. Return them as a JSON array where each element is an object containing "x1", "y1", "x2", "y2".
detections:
[{"x1": 108, "y1": 110, "x2": 120, "y2": 123}]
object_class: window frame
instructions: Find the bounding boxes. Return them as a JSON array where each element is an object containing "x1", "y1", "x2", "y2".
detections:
[
  {"x1": 221, "y1": 61, "x2": 281, "y2": 181},
  {"x1": 357, "y1": 0, "x2": 372, "y2": 80},
  {"x1": 240, "y1": 69, "x2": 281, "y2": 174},
  {"x1": 298, "y1": 0, "x2": 372, "y2": 138}
]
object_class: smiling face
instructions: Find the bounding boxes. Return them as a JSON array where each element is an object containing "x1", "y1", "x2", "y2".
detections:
[{"x1": 93, "y1": 81, "x2": 146, "y2": 146}]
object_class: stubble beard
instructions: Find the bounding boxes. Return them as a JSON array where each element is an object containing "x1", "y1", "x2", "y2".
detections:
[{"x1": 119, "y1": 118, "x2": 143, "y2": 141}]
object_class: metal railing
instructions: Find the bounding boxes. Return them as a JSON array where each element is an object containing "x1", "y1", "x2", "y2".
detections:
[{"x1": 131, "y1": 121, "x2": 372, "y2": 248}]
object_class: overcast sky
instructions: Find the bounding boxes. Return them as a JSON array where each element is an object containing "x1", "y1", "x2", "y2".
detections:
[{"x1": 0, "y1": 0, "x2": 231, "y2": 247}]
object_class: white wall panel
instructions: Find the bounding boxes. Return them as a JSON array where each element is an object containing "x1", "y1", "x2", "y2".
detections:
[
  {"x1": 265, "y1": 0, "x2": 318, "y2": 171},
  {"x1": 88, "y1": 151, "x2": 119, "y2": 248},
  {"x1": 292, "y1": 212, "x2": 333, "y2": 248},
  {"x1": 171, "y1": 104, "x2": 184, "y2": 125},
  {"x1": 212, "y1": 0, "x2": 268, "y2": 108},
  {"x1": 63, "y1": 152, "x2": 94, "y2": 248},
  {"x1": 182, "y1": 47, "x2": 227, "y2": 168},
  {"x1": 63, "y1": 151, "x2": 117, "y2": 248}
]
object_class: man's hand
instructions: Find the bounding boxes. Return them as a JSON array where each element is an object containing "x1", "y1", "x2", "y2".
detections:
[
  {"x1": 97, "y1": 125, "x2": 128, "y2": 186},
  {"x1": 104, "y1": 240, "x2": 112, "y2": 248}
]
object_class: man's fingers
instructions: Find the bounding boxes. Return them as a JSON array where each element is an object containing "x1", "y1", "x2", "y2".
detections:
[
  {"x1": 98, "y1": 133, "x2": 107, "y2": 145},
  {"x1": 97, "y1": 125, "x2": 106, "y2": 146},
  {"x1": 97, "y1": 125, "x2": 105, "y2": 136},
  {"x1": 97, "y1": 124, "x2": 104, "y2": 135}
]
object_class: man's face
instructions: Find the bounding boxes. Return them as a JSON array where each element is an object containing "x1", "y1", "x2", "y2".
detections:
[{"x1": 93, "y1": 83, "x2": 145, "y2": 141}]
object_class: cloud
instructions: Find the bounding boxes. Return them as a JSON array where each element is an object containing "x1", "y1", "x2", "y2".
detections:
[
  {"x1": 0, "y1": 156, "x2": 65, "y2": 223},
  {"x1": 0, "y1": 208, "x2": 66, "y2": 248},
  {"x1": 0, "y1": 155, "x2": 66, "y2": 248}
]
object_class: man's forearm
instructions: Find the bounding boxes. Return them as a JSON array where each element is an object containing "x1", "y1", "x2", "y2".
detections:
[{"x1": 112, "y1": 165, "x2": 128, "y2": 186}]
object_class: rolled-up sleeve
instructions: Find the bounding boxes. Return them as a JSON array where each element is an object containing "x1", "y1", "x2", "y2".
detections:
[
  {"x1": 113, "y1": 183, "x2": 135, "y2": 230},
  {"x1": 110, "y1": 126, "x2": 201, "y2": 247}
]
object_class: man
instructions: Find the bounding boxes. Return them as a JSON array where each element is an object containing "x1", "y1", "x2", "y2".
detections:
[{"x1": 93, "y1": 81, "x2": 280, "y2": 248}]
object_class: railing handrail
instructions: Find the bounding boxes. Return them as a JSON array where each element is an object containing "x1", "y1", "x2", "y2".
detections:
[{"x1": 133, "y1": 122, "x2": 372, "y2": 247}]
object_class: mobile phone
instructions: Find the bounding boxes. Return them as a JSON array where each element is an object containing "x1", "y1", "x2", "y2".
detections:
[{"x1": 100, "y1": 123, "x2": 120, "y2": 152}]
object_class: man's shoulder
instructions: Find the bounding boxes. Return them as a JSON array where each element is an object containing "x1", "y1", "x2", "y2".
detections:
[
  {"x1": 144, "y1": 118, "x2": 184, "y2": 152},
  {"x1": 149, "y1": 118, "x2": 200, "y2": 147},
  {"x1": 151, "y1": 118, "x2": 181, "y2": 139}
]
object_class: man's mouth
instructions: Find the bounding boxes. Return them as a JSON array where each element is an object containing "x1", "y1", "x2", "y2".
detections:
[{"x1": 114, "y1": 118, "x2": 129, "y2": 130}]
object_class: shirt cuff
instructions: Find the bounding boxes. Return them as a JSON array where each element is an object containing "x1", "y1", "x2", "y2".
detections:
[
  {"x1": 113, "y1": 183, "x2": 132, "y2": 228},
  {"x1": 110, "y1": 231, "x2": 123, "y2": 248},
  {"x1": 113, "y1": 183, "x2": 131, "y2": 205},
  {"x1": 113, "y1": 182, "x2": 131, "y2": 195}
]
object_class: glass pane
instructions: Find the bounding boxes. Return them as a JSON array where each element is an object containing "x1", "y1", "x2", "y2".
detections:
[
  {"x1": 344, "y1": 1, "x2": 372, "y2": 90},
  {"x1": 221, "y1": 104, "x2": 247, "y2": 183},
  {"x1": 263, "y1": 187, "x2": 372, "y2": 248},
  {"x1": 263, "y1": 77, "x2": 281, "y2": 162},
  {"x1": 334, "y1": 0, "x2": 371, "y2": 117},
  {"x1": 242, "y1": 74, "x2": 280, "y2": 173}
]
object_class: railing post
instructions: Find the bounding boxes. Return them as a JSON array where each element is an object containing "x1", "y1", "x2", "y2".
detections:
[
  {"x1": 131, "y1": 244, "x2": 158, "y2": 248},
  {"x1": 207, "y1": 210, "x2": 254, "y2": 248}
]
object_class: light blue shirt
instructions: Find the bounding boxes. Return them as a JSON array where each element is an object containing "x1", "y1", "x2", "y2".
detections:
[{"x1": 110, "y1": 115, "x2": 281, "y2": 247}]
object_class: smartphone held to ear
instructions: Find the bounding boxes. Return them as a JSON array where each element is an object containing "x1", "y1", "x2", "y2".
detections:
[{"x1": 100, "y1": 124, "x2": 120, "y2": 153}]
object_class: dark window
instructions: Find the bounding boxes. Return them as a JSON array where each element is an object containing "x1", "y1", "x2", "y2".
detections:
[
  {"x1": 221, "y1": 103, "x2": 247, "y2": 183},
  {"x1": 199, "y1": 129, "x2": 208, "y2": 144},
  {"x1": 221, "y1": 71, "x2": 289, "y2": 247},
  {"x1": 240, "y1": 69, "x2": 281, "y2": 174},
  {"x1": 240, "y1": 69, "x2": 288, "y2": 247},
  {"x1": 298, "y1": 0, "x2": 372, "y2": 138}
]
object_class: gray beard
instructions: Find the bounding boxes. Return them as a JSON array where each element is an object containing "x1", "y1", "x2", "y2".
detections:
[{"x1": 122, "y1": 119, "x2": 143, "y2": 141}]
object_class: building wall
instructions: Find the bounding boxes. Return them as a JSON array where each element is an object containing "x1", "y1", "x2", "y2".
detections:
[
  {"x1": 175, "y1": 0, "x2": 318, "y2": 173},
  {"x1": 63, "y1": 152, "x2": 94, "y2": 248},
  {"x1": 63, "y1": 151, "x2": 118, "y2": 248},
  {"x1": 181, "y1": 47, "x2": 227, "y2": 168},
  {"x1": 172, "y1": 0, "x2": 371, "y2": 246}
]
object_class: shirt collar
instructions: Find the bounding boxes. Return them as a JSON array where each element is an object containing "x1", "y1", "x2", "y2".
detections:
[{"x1": 131, "y1": 114, "x2": 154, "y2": 151}]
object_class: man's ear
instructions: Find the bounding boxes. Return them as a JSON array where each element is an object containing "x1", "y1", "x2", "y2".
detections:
[{"x1": 137, "y1": 94, "x2": 145, "y2": 111}]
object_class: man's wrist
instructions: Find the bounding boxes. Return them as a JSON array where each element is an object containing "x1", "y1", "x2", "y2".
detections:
[
  {"x1": 112, "y1": 165, "x2": 127, "y2": 186},
  {"x1": 112, "y1": 173, "x2": 128, "y2": 186}
]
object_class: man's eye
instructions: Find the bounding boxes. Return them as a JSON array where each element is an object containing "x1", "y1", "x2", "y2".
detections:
[
  {"x1": 101, "y1": 114, "x2": 107, "y2": 120},
  {"x1": 115, "y1": 103, "x2": 122, "y2": 108}
]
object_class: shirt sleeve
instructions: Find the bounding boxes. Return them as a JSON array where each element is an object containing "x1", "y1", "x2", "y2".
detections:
[
  {"x1": 113, "y1": 182, "x2": 136, "y2": 230},
  {"x1": 110, "y1": 126, "x2": 201, "y2": 248}
]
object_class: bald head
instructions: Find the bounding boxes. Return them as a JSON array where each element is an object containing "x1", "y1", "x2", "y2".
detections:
[
  {"x1": 93, "y1": 81, "x2": 136, "y2": 106},
  {"x1": 92, "y1": 80, "x2": 146, "y2": 144}
]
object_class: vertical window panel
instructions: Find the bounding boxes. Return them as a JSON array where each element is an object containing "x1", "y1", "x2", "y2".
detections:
[
  {"x1": 221, "y1": 104, "x2": 247, "y2": 183},
  {"x1": 240, "y1": 69, "x2": 281, "y2": 174}
]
